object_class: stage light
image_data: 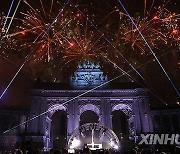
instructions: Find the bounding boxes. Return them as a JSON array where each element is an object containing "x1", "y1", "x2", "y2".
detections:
[
  {"x1": 109, "y1": 140, "x2": 119, "y2": 150},
  {"x1": 70, "y1": 138, "x2": 81, "y2": 149},
  {"x1": 114, "y1": 145, "x2": 119, "y2": 150},
  {"x1": 110, "y1": 140, "x2": 115, "y2": 147}
]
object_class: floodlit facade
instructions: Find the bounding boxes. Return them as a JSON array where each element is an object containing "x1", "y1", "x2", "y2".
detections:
[{"x1": 0, "y1": 61, "x2": 179, "y2": 150}]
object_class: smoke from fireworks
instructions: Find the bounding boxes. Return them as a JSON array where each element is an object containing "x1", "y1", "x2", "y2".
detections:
[
  {"x1": 111, "y1": 1, "x2": 180, "y2": 57},
  {"x1": 1, "y1": 0, "x2": 179, "y2": 83}
]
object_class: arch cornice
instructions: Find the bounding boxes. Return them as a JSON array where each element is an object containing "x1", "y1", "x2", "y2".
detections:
[
  {"x1": 79, "y1": 104, "x2": 100, "y2": 116},
  {"x1": 112, "y1": 103, "x2": 132, "y2": 117},
  {"x1": 48, "y1": 104, "x2": 67, "y2": 118}
]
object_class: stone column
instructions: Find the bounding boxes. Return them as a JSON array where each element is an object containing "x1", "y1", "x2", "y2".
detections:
[
  {"x1": 128, "y1": 115, "x2": 135, "y2": 138},
  {"x1": 132, "y1": 98, "x2": 141, "y2": 134},
  {"x1": 39, "y1": 97, "x2": 46, "y2": 135},
  {"x1": 73, "y1": 99, "x2": 80, "y2": 130},
  {"x1": 67, "y1": 102, "x2": 74, "y2": 138},
  {"x1": 45, "y1": 116, "x2": 51, "y2": 150},
  {"x1": 109, "y1": 114, "x2": 113, "y2": 130},
  {"x1": 101, "y1": 98, "x2": 112, "y2": 129},
  {"x1": 139, "y1": 97, "x2": 153, "y2": 132},
  {"x1": 67, "y1": 114, "x2": 72, "y2": 139},
  {"x1": 28, "y1": 97, "x2": 41, "y2": 133}
]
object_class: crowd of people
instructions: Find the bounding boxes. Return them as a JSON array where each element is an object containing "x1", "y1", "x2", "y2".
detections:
[
  {"x1": 0, "y1": 147, "x2": 180, "y2": 154},
  {"x1": 0, "y1": 142, "x2": 180, "y2": 154}
]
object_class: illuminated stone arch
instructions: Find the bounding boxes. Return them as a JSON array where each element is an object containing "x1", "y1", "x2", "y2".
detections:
[
  {"x1": 48, "y1": 104, "x2": 67, "y2": 118},
  {"x1": 79, "y1": 104, "x2": 100, "y2": 116},
  {"x1": 45, "y1": 104, "x2": 67, "y2": 149},
  {"x1": 112, "y1": 104, "x2": 132, "y2": 117},
  {"x1": 112, "y1": 103, "x2": 134, "y2": 137}
]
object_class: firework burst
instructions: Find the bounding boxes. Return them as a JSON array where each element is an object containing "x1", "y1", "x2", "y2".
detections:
[
  {"x1": 1, "y1": 0, "x2": 109, "y2": 81},
  {"x1": 60, "y1": 21, "x2": 107, "y2": 66},
  {"x1": 3, "y1": 0, "x2": 77, "y2": 62},
  {"x1": 1, "y1": 0, "x2": 179, "y2": 83},
  {"x1": 114, "y1": 6, "x2": 180, "y2": 56}
]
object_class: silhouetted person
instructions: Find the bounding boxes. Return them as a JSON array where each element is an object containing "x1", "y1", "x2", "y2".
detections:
[
  {"x1": 15, "y1": 149, "x2": 23, "y2": 154},
  {"x1": 53, "y1": 150, "x2": 61, "y2": 154},
  {"x1": 21, "y1": 140, "x2": 34, "y2": 154},
  {"x1": 62, "y1": 149, "x2": 68, "y2": 154},
  {"x1": 83, "y1": 144, "x2": 91, "y2": 154},
  {"x1": 33, "y1": 149, "x2": 43, "y2": 154},
  {"x1": 104, "y1": 149, "x2": 110, "y2": 154}
]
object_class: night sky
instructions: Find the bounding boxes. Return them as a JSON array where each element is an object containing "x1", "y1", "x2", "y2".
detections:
[{"x1": 0, "y1": 0, "x2": 179, "y2": 108}]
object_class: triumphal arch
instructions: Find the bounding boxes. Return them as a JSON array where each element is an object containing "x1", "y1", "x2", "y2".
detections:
[{"x1": 28, "y1": 60, "x2": 153, "y2": 150}]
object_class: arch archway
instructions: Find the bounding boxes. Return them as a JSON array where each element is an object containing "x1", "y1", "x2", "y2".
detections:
[
  {"x1": 50, "y1": 110, "x2": 67, "y2": 149},
  {"x1": 112, "y1": 104, "x2": 132, "y2": 117},
  {"x1": 80, "y1": 110, "x2": 99, "y2": 125},
  {"x1": 111, "y1": 104, "x2": 133, "y2": 139},
  {"x1": 45, "y1": 104, "x2": 68, "y2": 149},
  {"x1": 48, "y1": 104, "x2": 67, "y2": 117},
  {"x1": 79, "y1": 104, "x2": 100, "y2": 125},
  {"x1": 79, "y1": 104, "x2": 100, "y2": 116},
  {"x1": 112, "y1": 110, "x2": 129, "y2": 138}
]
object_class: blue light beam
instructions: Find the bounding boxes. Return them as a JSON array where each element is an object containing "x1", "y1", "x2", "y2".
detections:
[
  {"x1": 117, "y1": 0, "x2": 180, "y2": 97},
  {"x1": 3, "y1": 50, "x2": 172, "y2": 134},
  {"x1": 70, "y1": 0, "x2": 145, "y2": 81},
  {"x1": 2, "y1": 0, "x2": 15, "y2": 32},
  {"x1": 0, "y1": 0, "x2": 71, "y2": 101}
]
